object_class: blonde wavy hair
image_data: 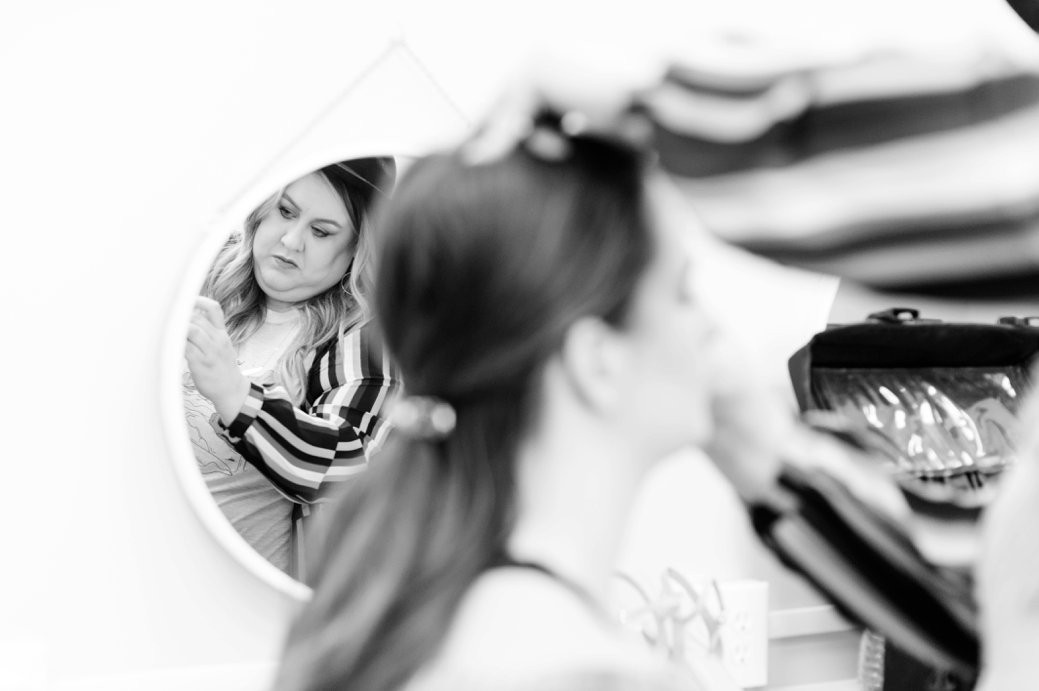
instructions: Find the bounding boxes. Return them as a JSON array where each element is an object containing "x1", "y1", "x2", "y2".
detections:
[{"x1": 202, "y1": 159, "x2": 393, "y2": 405}]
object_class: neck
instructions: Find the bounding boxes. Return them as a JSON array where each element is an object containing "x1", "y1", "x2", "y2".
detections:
[
  {"x1": 508, "y1": 414, "x2": 650, "y2": 606},
  {"x1": 264, "y1": 297, "x2": 297, "y2": 313}
]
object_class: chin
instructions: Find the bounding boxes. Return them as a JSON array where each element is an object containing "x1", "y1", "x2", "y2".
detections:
[{"x1": 255, "y1": 272, "x2": 294, "y2": 296}]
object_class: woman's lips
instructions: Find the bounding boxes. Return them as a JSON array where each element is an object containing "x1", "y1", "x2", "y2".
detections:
[{"x1": 272, "y1": 254, "x2": 298, "y2": 269}]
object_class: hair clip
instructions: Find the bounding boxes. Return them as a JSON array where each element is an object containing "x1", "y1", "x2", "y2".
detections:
[
  {"x1": 523, "y1": 123, "x2": 572, "y2": 161},
  {"x1": 463, "y1": 102, "x2": 588, "y2": 166},
  {"x1": 521, "y1": 107, "x2": 579, "y2": 161},
  {"x1": 390, "y1": 395, "x2": 457, "y2": 441},
  {"x1": 559, "y1": 110, "x2": 589, "y2": 136}
]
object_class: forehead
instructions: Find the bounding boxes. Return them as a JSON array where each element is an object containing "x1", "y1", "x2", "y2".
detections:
[{"x1": 284, "y1": 172, "x2": 350, "y2": 224}]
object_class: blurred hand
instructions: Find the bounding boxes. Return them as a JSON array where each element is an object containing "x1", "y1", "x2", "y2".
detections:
[
  {"x1": 974, "y1": 383, "x2": 1039, "y2": 687},
  {"x1": 186, "y1": 296, "x2": 250, "y2": 425},
  {"x1": 702, "y1": 333, "x2": 909, "y2": 525},
  {"x1": 700, "y1": 335, "x2": 794, "y2": 503},
  {"x1": 461, "y1": 50, "x2": 661, "y2": 165}
]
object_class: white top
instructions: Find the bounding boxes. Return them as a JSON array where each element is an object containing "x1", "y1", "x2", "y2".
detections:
[
  {"x1": 403, "y1": 569, "x2": 739, "y2": 691},
  {"x1": 183, "y1": 307, "x2": 302, "y2": 572},
  {"x1": 236, "y1": 306, "x2": 302, "y2": 381}
]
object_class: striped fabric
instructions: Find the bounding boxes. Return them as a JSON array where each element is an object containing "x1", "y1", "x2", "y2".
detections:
[
  {"x1": 222, "y1": 320, "x2": 400, "y2": 504},
  {"x1": 647, "y1": 24, "x2": 1039, "y2": 298},
  {"x1": 750, "y1": 463, "x2": 979, "y2": 682}
]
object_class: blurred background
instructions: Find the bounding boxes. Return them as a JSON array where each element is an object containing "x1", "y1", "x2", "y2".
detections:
[{"x1": 4, "y1": 1, "x2": 1038, "y2": 689}]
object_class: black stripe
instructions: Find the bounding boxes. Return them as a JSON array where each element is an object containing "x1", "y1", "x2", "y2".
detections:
[
  {"x1": 305, "y1": 334, "x2": 339, "y2": 407},
  {"x1": 230, "y1": 435, "x2": 317, "y2": 504},
  {"x1": 764, "y1": 467, "x2": 979, "y2": 673},
  {"x1": 253, "y1": 412, "x2": 337, "y2": 468},
  {"x1": 732, "y1": 207, "x2": 1039, "y2": 259},
  {"x1": 351, "y1": 328, "x2": 385, "y2": 424},
  {"x1": 654, "y1": 73, "x2": 1039, "y2": 177},
  {"x1": 358, "y1": 324, "x2": 373, "y2": 380},
  {"x1": 852, "y1": 269, "x2": 1039, "y2": 300}
]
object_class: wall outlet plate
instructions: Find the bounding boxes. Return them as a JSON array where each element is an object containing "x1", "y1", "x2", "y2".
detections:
[{"x1": 717, "y1": 579, "x2": 769, "y2": 688}]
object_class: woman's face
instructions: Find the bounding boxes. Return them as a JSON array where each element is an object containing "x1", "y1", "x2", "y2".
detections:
[
  {"x1": 252, "y1": 172, "x2": 354, "y2": 310},
  {"x1": 617, "y1": 179, "x2": 720, "y2": 453}
]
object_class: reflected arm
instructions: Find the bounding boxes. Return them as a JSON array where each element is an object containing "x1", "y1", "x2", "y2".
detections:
[{"x1": 220, "y1": 321, "x2": 400, "y2": 503}]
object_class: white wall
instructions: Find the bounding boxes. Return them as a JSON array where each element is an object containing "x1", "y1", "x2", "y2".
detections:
[
  {"x1": 13, "y1": 1, "x2": 1030, "y2": 688},
  {"x1": 1, "y1": 5, "x2": 462, "y2": 688}
]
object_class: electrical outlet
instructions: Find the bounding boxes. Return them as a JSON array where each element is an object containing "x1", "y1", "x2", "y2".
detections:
[{"x1": 716, "y1": 579, "x2": 769, "y2": 688}]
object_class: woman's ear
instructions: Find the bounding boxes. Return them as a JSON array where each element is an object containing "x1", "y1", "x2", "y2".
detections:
[{"x1": 558, "y1": 316, "x2": 629, "y2": 413}]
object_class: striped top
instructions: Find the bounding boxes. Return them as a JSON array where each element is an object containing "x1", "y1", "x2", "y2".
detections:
[
  {"x1": 641, "y1": 19, "x2": 1039, "y2": 298},
  {"x1": 220, "y1": 319, "x2": 400, "y2": 504}
]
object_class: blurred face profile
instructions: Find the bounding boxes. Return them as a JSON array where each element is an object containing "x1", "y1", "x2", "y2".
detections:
[
  {"x1": 619, "y1": 180, "x2": 719, "y2": 453},
  {"x1": 252, "y1": 172, "x2": 354, "y2": 310}
]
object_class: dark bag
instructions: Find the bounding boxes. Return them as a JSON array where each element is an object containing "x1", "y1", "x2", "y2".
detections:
[{"x1": 788, "y1": 306, "x2": 1039, "y2": 504}]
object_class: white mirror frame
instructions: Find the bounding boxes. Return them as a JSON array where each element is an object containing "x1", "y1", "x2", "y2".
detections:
[
  {"x1": 160, "y1": 147, "x2": 418, "y2": 601},
  {"x1": 157, "y1": 32, "x2": 473, "y2": 600}
]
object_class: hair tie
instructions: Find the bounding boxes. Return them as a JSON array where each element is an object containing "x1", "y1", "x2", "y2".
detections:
[{"x1": 390, "y1": 395, "x2": 457, "y2": 441}]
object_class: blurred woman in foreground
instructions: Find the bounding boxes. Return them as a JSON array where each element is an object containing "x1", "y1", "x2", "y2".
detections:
[{"x1": 274, "y1": 102, "x2": 790, "y2": 689}]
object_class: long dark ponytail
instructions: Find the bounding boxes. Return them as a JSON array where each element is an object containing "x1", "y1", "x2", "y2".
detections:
[{"x1": 274, "y1": 132, "x2": 653, "y2": 691}]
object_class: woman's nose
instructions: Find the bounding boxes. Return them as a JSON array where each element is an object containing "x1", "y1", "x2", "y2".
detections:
[{"x1": 280, "y1": 222, "x2": 305, "y2": 251}]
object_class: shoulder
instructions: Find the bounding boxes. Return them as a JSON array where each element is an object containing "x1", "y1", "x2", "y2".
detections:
[
  {"x1": 343, "y1": 319, "x2": 395, "y2": 378},
  {"x1": 327, "y1": 319, "x2": 390, "y2": 362},
  {"x1": 415, "y1": 570, "x2": 675, "y2": 687},
  {"x1": 306, "y1": 319, "x2": 398, "y2": 394}
]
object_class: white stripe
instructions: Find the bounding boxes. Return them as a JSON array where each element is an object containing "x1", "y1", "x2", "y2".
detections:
[
  {"x1": 325, "y1": 337, "x2": 364, "y2": 408},
  {"x1": 366, "y1": 358, "x2": 393, "y2": 422},
  {"x1": 327, "y1": 349, "x2": 395, "y2": 426},
  {"x1": 245, "y1": 428, "x2": 324, "y2": 487},
  {"x1": 242, "y1": 388, "x2": 264, "y2": 416},
  {"x1": 344, "y1": 328, "x2": 362, "y2": 380},
  {"x1": 265, "y1": 384, "x2": 290, "y2": 399},
  {"x1": 257, "y1": 409, "x2": 338, "y2": 460},
  {"x1": 336, "y1": 437, "x2": 364, "y2": 453},
  {"x1": 368, "y1": 415, "x2": 393, "y2": 452}
]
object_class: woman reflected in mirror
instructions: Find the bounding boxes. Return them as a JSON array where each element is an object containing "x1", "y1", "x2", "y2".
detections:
[{"x1": 183, "y1": 157, "x2": 399, "y2": 576}]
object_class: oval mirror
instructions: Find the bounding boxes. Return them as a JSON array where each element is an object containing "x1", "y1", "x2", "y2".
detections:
[
  {"x1": 159, "y1": 39, "x2": 470, "y2": 600},
  {"x1": 163, "y1": 152, "x2": 411, "y2": 600}
]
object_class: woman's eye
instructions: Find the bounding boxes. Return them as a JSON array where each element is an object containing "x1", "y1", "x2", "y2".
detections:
[
  {"x1": 278, "y1": 204, "x2": 294, "y2": 219},
  {"x1": 312, "y1": 227, "x2": 330, "y2": 238}
]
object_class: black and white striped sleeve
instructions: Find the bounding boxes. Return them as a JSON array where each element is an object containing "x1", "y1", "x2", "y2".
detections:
[{"x1": 222, "y1": 321, "x2": 400, "y2": 503}]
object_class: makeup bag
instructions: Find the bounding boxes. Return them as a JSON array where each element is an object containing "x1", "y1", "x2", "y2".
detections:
[
  {"x1": 788, "y1": 306, "x2": 1039, "y2": 506},
  {"x1": 756, "y1": 307, "x2": 1039, "y2": 689}
]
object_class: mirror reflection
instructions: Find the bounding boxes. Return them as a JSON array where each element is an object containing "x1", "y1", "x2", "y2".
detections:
[{"x1": 181, "y1": 157, "x2": 400, "y2": 578}]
